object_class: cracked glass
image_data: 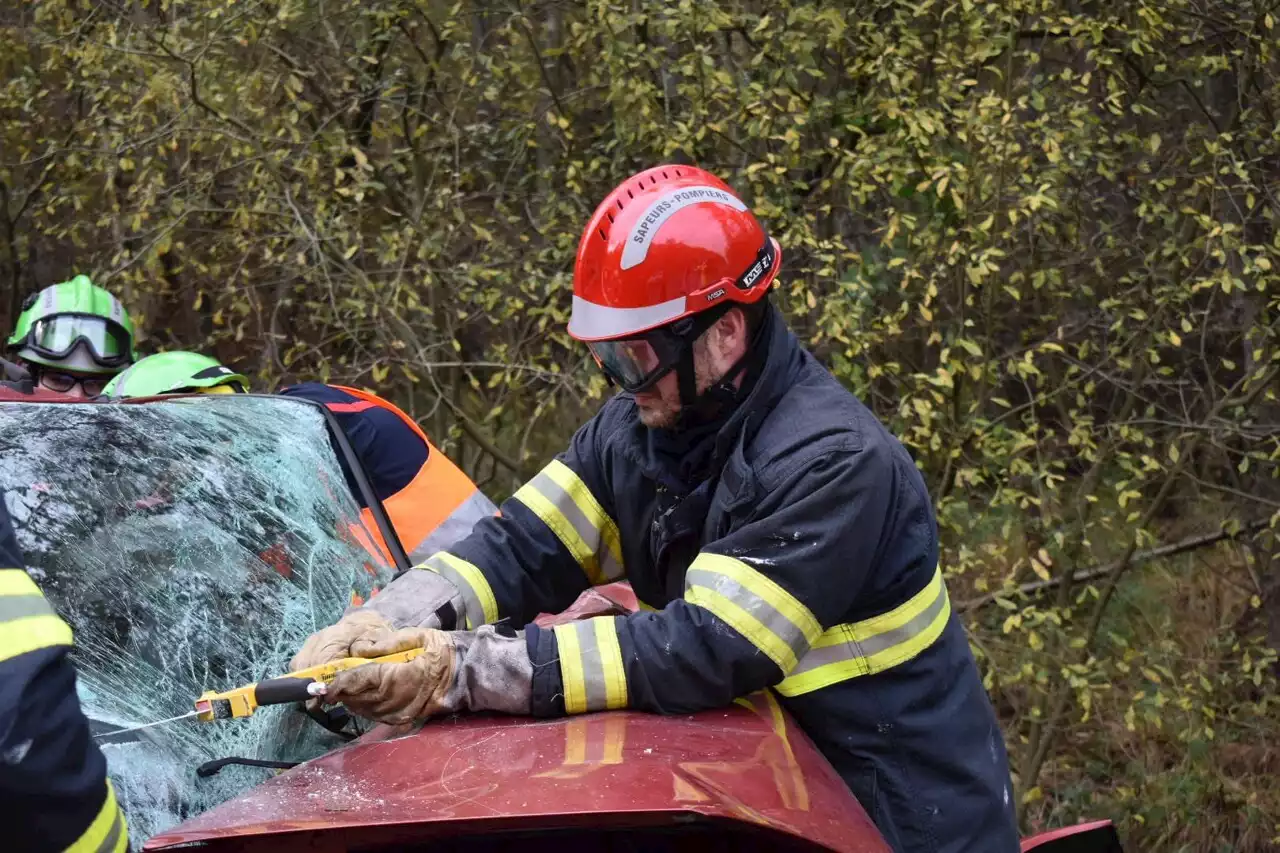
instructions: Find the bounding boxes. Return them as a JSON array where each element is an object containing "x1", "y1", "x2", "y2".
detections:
[{"x1": 0, "y1": 394, "x2": 398, "y2": 846}]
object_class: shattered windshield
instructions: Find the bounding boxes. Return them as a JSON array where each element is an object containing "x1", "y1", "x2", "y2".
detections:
[{"x1": 0, "y1": 395, "x2": 399, "y2": 846}]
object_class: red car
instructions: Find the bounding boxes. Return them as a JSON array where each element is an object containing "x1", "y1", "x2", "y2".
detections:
[{"x1": 142, "y1": 584, "x2": 1124, "y2": 853}]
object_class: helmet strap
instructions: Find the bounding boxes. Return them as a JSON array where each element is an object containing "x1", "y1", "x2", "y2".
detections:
[
  {"x1": 675, "y1": 347, "x2": 700, "y2": 417},
  {"x1": 672, "y1": 300, "x2": 771, "y2": 430}
]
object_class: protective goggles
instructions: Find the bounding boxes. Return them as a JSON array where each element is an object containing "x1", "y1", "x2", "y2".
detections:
[
  {"x1": 24, "y1": 315, "x2": 132, "y2": 368},
  {"x1": 587, "y1": 305, "x2": 730, "y2": 394}
]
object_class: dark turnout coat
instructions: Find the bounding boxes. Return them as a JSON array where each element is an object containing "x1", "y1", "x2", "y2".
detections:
[
  {"x1": 0, "y1": 495, "x2": 129, "y2": 853},
  {"x1": 389, "y1": 305, "x2": 1019, "y2": 852}
]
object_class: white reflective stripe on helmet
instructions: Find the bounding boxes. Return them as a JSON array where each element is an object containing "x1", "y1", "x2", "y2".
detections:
[
  {"x1": 567, "y1": 294, "x2": 686, "y2": 341},
  {"x1": 619, "y1": 185, "x2": 749, "y2": 271}
]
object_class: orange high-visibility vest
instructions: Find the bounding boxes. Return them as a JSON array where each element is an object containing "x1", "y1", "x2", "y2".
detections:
[{"x1": 328, "y1": 385, "x2": 496, "y2": 567}]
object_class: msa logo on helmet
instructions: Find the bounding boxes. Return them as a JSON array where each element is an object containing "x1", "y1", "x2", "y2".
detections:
[
  {"x1": 620, "y1": 185, "x2": 749, "y2": 271},
  {"x1": 705, "y1": 287, "x2": 726, "y2": 303}
]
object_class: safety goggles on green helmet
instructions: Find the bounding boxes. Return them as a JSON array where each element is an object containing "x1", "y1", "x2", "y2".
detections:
[
  {"x1": 21, "y1": 314, "x2": 133, "y2": 370},
  {"x1": 7, "y1": 275, "x2": 136, "y2": 373}
]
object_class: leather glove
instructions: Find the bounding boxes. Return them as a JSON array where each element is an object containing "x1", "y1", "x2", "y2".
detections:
[
  {"x1": 321, "y1": 624, "x2": 533, "y2": 725},
  {"x1": 290, "y1": 608, "x2": 397, "y2": 672}
]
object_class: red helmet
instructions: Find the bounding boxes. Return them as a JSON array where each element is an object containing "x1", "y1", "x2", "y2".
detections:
[{"x1": 570, "y1": 165, "x2": 781, "y2": 392}]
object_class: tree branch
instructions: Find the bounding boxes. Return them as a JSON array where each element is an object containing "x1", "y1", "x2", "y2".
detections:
[
  {"x1": 959, "y1": 518, "x2": 1274, "y2": 613},
  {"x1": 435, "y1": 392, "x2": 534, "y2": 482}
]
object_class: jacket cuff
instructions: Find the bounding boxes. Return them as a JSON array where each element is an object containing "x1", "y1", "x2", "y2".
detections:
[
  {"x1": 441, "y1": 626, "x2": 533, "y2": 715},
  {"x1": 355, "y1": 568, "x2": 464, "y2": 630},
  {"x1": 525, "y1": 623, "x2": 566, "y2": 718}
]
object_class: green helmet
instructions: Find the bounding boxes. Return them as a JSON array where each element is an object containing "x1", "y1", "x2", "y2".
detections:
[
  {"x1": 7, "y1": 275, "x2": 136, "y2": 374},
  {"x1": 103, "y1": 351, "x2": 249, "y2": 398}
]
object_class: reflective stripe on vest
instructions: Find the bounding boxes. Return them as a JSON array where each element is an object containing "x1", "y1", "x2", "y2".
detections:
[
  {"x1": 328, "y1": 386, "x2": 491, "y2": 566},
  {"x1": 408, "y1": 488, "x2": 497, "y2": 564},
  {"x1": 681, "y1": 553, "x2": 952, "y2": 697},
  {"x1": 512, "y1": 459, "x2": 625, "y2": 586},
  {"x1": 0, "y1": 568, "x2": 73, "y2": 663},
  {"x1": 776, "y1": 565, "x2": 951, "y2": 697}
]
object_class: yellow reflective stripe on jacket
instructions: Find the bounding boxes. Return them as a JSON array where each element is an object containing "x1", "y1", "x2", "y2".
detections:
[
  {"x1": 67, "y1": 780, "x2": 128, "y2": 853},
  {"x1": 553, "y1": 616, "x2": 628, "y2": 714},
  {"x1": 0, "y1": 567, "x2": 42, "y2": 597},
  {"x1": 0, "y1": 568, "x2": 73, "y2": 663},
  {"x1": 683, "y1": 553, "x2": 822, "y2": 674},
  {"x1": 420, "y1": 552, "x2": 499, "y2": 629},
  {"x1": 776, "y1": 566, "x2": 952, "y2": 697},
  {"x1": 513, "y1": 460, "x2": 625, "y2": 586}
]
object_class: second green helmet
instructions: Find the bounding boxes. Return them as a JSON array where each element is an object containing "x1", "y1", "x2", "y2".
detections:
[
  {"x1": 7, "y1": 275, "x2": 136, "y2": 374},
  {"x1": 103, "y1": 351, "x2": 249, "y2": 398}
]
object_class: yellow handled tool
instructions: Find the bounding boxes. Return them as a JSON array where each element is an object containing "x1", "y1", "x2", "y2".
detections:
[{"x1": 193, "y1": 647, "x2": 424, "y2": 722}]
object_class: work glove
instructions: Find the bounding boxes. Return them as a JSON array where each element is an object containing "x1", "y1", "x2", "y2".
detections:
[
  {"x1": 290, "y1": 608, "x2": 398, "y2": 672},
  {"x1": 290, "y1": 566, "x2": 467, "y2": 671},
  {"x1": 319, "y1": 624, "x2": 532, "y2": 725}
]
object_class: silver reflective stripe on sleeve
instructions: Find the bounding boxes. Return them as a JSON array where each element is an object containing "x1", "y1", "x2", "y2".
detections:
[
  {"x1": 420, "y1": 552, "x2": 499, "y2": 629},
  {"x1": 682, "y1": 553, "x2": 822, "y2": 674},
  {"x1": 513, "y1": 459, "x2": 625, "y2": 586},
  {"x1": 0, "y1": 568, "x2": 73, "y2": 663},
  {"x1": 776, "y1": 566, "x2": 952, "y2": 697},
  {"x1": 552, "y1": 616, "x2": 629, "y2": 714},
  {"x1": 0, "y1": 590, "x2": 57, "y2": 623}
]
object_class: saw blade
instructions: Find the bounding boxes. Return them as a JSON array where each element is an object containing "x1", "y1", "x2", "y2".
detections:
[{"x1": 93, "y1": 710, "x2": 201, "y2": 739}]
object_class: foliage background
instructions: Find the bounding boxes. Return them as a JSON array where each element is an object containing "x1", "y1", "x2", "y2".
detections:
[{"x1": 2, "y1": 1, "x2": 1278, "y2": 849}]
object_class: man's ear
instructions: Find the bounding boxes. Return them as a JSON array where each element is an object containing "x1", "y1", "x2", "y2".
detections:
[{"x1": 714, "y1": 307, "x2": 750, "y2": 360}]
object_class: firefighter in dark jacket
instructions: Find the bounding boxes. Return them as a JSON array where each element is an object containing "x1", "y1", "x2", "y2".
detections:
[
  {"x1": 291, "y1": 165, "x2": 1020, "y2": 852},
  {"x1": 0, "y1": 492, "x2": 129, "y2": 853}
]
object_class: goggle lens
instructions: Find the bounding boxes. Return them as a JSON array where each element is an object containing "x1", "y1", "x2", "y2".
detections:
[
  {"x1": 587, "y1": 339, "x2": 659, "y2": 390},
  {"x1": 29, "y1": 315, "x2": 130, "y2": 364}
]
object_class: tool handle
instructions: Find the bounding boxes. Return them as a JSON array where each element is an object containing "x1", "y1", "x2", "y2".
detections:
[
  {"x1": 254, "y1": 676, "x2": 316, "y2": 706},
  {"x1": 229, "y1": 649, "x2": 427, "y2": 712},
  {"x1": 288, "y1": 648, "x2": 428, "y2": 683}
]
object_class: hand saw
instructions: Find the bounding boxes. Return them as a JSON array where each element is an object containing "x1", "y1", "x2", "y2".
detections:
[
  {"x1": 93, "y1": 647, "x2": 424, "y2": 738},
  {"x1": 193, "y1": 646, "x2": 423, "y2": 721}
]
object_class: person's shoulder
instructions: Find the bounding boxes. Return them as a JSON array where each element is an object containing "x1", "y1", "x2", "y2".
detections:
[
  {"x1": 278, "y1": 383, "x2": 425, "y2": 452},
  {"x1": 597, "y1": 393, "x2": 639, "y2": 429},
  {"x1": 277, "y1": 381, "x2": 357, "y2": 405},
  {"x1": 749, "y1": 357, "x2": 895, "y2": 490}
]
